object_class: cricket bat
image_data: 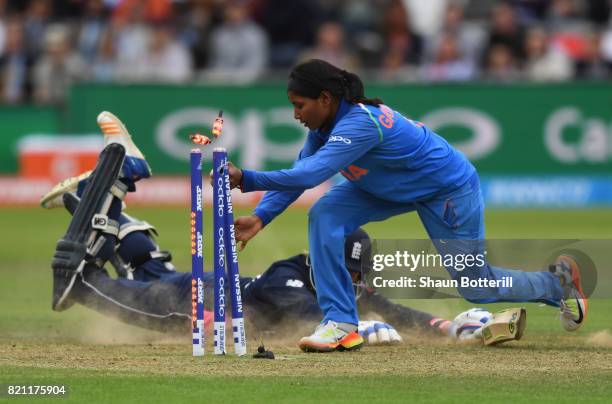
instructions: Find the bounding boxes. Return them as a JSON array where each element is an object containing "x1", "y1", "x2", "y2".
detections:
[{"x1": 481, "y1": 307, "x2": 527, "y2": 346}]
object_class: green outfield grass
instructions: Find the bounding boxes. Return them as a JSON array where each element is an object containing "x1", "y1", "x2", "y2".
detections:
[{"x1": 1, "y1": 207, "x2": 612, "y2": 403}]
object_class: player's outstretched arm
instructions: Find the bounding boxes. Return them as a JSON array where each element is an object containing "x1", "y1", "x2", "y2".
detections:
[
  {"x1": 450, "y1": 308, "x2": 527, "y2": 346},
  {"x1": 234, "y1": 215, "x2": 264, "y2": 251}
]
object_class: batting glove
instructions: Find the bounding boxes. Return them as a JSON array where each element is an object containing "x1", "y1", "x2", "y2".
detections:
[
  {"x1": 358, "y1": 320, "x2": 402, "y2": 345},
  {"x1": 448, "y1": 308, "x2": 492, "y2": 341}
]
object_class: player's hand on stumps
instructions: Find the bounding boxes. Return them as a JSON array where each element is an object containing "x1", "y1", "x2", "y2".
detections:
[
  {"x1": 208, "y1": 162, "x2": 242, "y2": 189},
  {"x1": 234, "y1": 215, "x2": 264, "y2": 251},
  {"x1": 358, "y1": 320, "x2": 402, "y2": 345},
  {"x1": 226, "y1": 162, "x2": 243, "y2": 189}
]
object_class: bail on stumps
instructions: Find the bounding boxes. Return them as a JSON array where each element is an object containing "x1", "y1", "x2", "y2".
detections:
[{"x1": 189, "y1": 110, "x2": 224, "y2": 146}]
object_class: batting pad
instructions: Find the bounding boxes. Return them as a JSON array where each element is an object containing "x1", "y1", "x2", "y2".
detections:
[
  {"x1": 62, "y1": 143, "x2": 126, "y2": 244},
  {"x1": 51, "y1": 143, "x2": 126, "y2": 311}
]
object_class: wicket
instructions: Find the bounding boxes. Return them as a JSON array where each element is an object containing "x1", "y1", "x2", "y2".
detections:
[
  {"x1": 214, "y1": 148, "x2": 247, "y2": 356},
  {"x1": 190, "y1": 145, "x2": 247, "y2": 357},
  {"x1": 190, "y1": 149, "x2": 205, "y2": 356},
  {"x1": 212, "y1": 150, "x2": 227, "y2": 354}
]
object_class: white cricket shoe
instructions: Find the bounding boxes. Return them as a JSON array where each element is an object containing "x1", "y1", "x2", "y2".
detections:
[
  {"x1": 40, "y1": 112, "x2": 150, "y2": 209},
  {"x1": 97, "y1": 111, "x2": 151, "y2": 181},
  {"x1": 298, "y1": 321, "x2": 363, "y2": 352},
  {"x1": 40, "y1": 170, "x2": 92, "y2": 209}
]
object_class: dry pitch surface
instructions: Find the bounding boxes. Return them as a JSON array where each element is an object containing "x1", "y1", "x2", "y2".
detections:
[
  {"x1": 2, "y1": 208, "x2": 612, "y2": 402},
  {"x1": 3, "y1": 318, "x2": 612, "y2": 402},
  {"x1": 4, "y1": 328, "x2": 612, "y2": 378}
]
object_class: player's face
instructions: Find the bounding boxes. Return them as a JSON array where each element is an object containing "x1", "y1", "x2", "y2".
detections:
[{"x1": 288, "y1": 90, "x2": 334, "y2": 131}]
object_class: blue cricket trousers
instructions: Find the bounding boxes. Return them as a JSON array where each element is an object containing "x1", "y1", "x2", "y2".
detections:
[{"x1": 308, "y1": 174, "x2": 564, "y2": 325}]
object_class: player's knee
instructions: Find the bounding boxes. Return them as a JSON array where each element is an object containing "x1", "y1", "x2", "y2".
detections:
[{"x1": 308, "y1": 197, "x2": 334, "y2": 224}]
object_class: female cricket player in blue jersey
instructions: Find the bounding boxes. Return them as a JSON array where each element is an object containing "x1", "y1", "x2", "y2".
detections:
[
  {"x1": 43, "y1": 110, "x2": 523, "y2": 350},
  {"x1": 227, "y1": 59, "x2": 588, "y2": 352}
]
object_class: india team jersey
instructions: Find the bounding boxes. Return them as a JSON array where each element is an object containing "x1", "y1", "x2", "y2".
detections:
[{"x1": 242, "y1": 99, "x2": 476, "y2": 225}]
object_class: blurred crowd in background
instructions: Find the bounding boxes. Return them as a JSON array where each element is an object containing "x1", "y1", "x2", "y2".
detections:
[{"x1": 1, "y1": 0, "x2": 612, "y2": 104}]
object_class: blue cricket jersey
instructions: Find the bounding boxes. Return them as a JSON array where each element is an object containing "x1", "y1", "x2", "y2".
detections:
[{"x1": 242, "y1": 99, "x2": 476, "y2": 225}]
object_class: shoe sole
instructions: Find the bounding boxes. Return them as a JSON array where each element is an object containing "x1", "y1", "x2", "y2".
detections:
[
  {"x1": 557, "y1": 254, "x2": 588, "y2": 325},
  {"x1": 40, "y1": 171, "x2": 92, "y2": 209},
  {"x1": 97, "y1": 111, "x2": 144, "y2": 158},
  {"x1": 299, "y1": 332, "x2": 364, "y2": 353},
  {"x1": 299, "y1": 341, "x2": 364, "y2": 353},
  {"x1": 97, "y1": 111, "x2": 151, "y2": 179},
  {"x1": 98, "y1": 112, "x2": 130, "y2": 138}
]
